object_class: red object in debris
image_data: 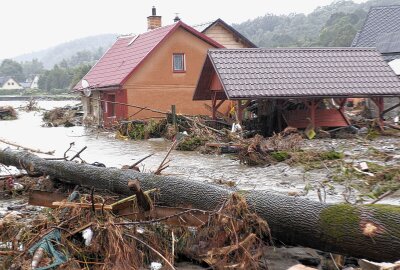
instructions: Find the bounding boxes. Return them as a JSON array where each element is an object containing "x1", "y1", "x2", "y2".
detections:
[{"x1": 6, "y1": 176, "x2": 14, "y2": 190}]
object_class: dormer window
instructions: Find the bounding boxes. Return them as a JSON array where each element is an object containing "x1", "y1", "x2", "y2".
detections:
[{"x1": 173, "y1": 53, "x2": 185, "y2": 72}]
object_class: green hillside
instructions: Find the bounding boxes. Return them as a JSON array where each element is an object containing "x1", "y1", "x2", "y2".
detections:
[{"x1": 233, "y1": 0, "x2": 400, "y2": 48}]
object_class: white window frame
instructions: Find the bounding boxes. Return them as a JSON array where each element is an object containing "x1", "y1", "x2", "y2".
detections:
[{"x1": 172, "y1": 53, "x2": 185, "y2": 72}]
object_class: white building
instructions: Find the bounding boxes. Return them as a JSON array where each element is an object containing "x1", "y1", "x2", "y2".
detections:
[{"x1": 0, "y1": 77, "x2": 24, "y2": 90}]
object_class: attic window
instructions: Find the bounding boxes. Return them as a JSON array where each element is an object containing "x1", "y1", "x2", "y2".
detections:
[{"x1": 173, "y1": 53, "x2": 185, "y2": 72}]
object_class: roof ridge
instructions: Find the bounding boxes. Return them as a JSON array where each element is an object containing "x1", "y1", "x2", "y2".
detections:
[
  {"x1": 209, "y1": 47, "x2": 377, "y2": 51},
  {"x1": 369, "y1": 4, "x2": 400, "y2": 10},
  {"x1": 192, "y1": 20, "x2": 215, "y2": 28}
]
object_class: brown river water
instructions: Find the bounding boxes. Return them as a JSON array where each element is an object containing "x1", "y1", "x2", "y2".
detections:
[{"x1": 1, "y1": 100, "x2": 399, "y2": 204}]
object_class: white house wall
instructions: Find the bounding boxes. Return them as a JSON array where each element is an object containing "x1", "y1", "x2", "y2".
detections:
[{"x1": 1, "y1": 78, "x2": 23, "y2": 90}]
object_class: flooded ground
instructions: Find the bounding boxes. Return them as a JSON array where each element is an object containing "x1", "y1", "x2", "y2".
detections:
[{"x1": 1, "y1": 100, "x2": 400, "y2": 204}]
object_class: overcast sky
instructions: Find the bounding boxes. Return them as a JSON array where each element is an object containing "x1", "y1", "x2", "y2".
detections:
[{"x1": 1, "y1": 0, "x2": 367, "y2": 60}]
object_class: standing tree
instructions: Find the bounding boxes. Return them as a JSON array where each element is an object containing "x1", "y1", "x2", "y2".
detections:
[
  {"x1": 22, "y1": 59, "x2": 44, "y2": 79},
  {"x1": 0, "y1": 59, "x2": 25, "y2": 81}
]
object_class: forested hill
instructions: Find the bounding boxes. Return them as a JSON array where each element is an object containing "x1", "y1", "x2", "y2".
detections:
[
  {"x1": 233, "y1": 0, "x2": 400, "y2": 48},
  {"x1": 14, "y1": 34, "x2": 118, "y2": 69}
]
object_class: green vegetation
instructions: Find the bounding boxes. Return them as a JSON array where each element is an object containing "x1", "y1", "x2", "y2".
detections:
[
  {"x1": 234, "y1": 0, "x2": 400, "y2": 48},
  {"x1": 38, "y1": 63, "x2": 92, "y2": 91},
  {"x1": 118, "y1": 120, "x2": 168, "y2": 140},
  {"x1": 270, "y1": 151, "x2": 290, "y2": 162},
  {"x1": 0, "y1": 59, "x2": 25, "y2": 81},
  {"x1": 176, "y1": 135, "x2": 205, "y2": 151},
  {"x1": 320, "y1": 204, "x2": 360, "y2": 239},
  {"x1": 320, "y1": 150, "x2": 344, "y2": 160}
]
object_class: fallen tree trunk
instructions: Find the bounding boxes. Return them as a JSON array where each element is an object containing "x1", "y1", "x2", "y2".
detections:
[{"x1": 0, "y1": 148, "x2": 399, "y2": 262}]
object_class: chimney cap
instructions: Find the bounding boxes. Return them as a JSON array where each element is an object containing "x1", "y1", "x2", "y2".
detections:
[
  {"x1": 173, "y1": 13, "x2": 181, "y2": 22},
  {"x1": 152, "y1": 6, "x2": 156, "y2": 16}
]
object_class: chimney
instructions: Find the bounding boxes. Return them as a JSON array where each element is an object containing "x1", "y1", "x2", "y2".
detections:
[
  {"x1": 173, "y1": 13, "x2": 181, "y2": 23},
  {"x1": 147, "y1": 6, "x2": 162, "y2": 30}
]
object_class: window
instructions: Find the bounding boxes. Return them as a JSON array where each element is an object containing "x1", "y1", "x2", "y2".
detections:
[{"x1": 173, "y1": 53, "x2": 185, "y2": 72}]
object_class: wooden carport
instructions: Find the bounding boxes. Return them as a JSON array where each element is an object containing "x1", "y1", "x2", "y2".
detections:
[{"x1": 194, "y1": 48, "x2": 400, "y2": 131}]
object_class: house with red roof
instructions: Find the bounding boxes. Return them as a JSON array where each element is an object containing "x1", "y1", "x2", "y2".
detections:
[{"x1": 74, "y1": 8, "x2": 255, "y2": 126}]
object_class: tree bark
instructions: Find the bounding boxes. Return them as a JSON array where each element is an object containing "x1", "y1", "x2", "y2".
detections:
[{"x1": 1, "y1": 148, "x2": 399, "y2": 262}]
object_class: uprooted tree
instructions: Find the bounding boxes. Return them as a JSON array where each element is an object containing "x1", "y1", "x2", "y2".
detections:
[{"x1": 0, "y1": 148, "x2": 399, "y2": 262}]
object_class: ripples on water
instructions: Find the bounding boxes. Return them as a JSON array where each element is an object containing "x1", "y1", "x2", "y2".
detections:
[{"x1": 0, "y1": 100, "x2": 341, "y2": 202}]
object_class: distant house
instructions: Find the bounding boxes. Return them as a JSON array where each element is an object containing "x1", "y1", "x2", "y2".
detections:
[
  {"x1": 74, "y1": 8, "x2": 255, "y2": 126},
  {"x1": 19, "y1": 75, "x2": 40, "y2": 89},
  {"x1": 352, "y1": 5, "x2": 400, "y2": 117},
  {"x1": 0, "y1": 77, "x2": 24, "y2": 91},
  {"x1": 30, "y1": 75, "x2": 40, "y2": 89},
  {"x1": 194, "y1": 48, "x2": 400, "y2": 134},
  {"x1": 194, "y1": 18, "x2": 256, "y2": 49}
]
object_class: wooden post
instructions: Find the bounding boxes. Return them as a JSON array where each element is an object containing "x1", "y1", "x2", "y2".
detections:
[
  {"x1": 338, "y1": 98, "x2": 351, "y2": 126},
  {"x1": 171, "y1": 105, "x2": 176, "y2": 127},
  {"x1": 370, "y1": 97, "x2": 385, "y2": 129},
  {"x1": 310, "y1": 99, "x2": 316, "y2": 128},
  {"x1": 212, "y1": 92, "x2": 217, "y2": 120},
  {"x1": 236, "y1": 100, "x2": 243, "y2": 124}
]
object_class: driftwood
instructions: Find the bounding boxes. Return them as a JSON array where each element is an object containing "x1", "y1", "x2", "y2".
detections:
[
  {"x1": 0, "y1": 138, "x2": 55, "y2": 155},
  {"x1": 0, "y1": 148, "x2": 399, "y2": 262}
]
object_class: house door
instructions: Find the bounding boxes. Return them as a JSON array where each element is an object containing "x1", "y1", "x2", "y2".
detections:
[{"x1": 103, "y1": 93, "x2": 116, "y2": 126}]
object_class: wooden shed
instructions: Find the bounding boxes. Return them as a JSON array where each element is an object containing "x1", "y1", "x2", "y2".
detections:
[{"x1": 193, "y1": 48, "x2": 400, "y2": 132}]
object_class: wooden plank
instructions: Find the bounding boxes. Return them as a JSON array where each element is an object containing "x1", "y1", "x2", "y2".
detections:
[
  {"x1": 284, "y1": 109, "x2": 349, "y2": 128},
  {"x1": 29, "y1": 190, "x2": 67, "y2": 208},
  {"x1": 52, "y1": 201, "x2": 113, "y2": 210}
]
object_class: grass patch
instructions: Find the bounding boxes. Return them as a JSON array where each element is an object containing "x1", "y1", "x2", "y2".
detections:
[
  {"x1": 270, "y1": 151, "x2": 290, "y2": 162},
  {"x1": 319, "y1": 150, "x2": 344, "y2": 160},
  {"x1": 176, "y1": 135, "x2": 205, "y2": 151}
]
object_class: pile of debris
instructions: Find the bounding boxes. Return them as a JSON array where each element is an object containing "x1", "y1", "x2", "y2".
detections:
[
  {"x1": 1, "y1": 145, "x2": 400, "y2": 268},
  {"x1": 0, "y1": 177, "x2": 270, "y2": 269},
  {"x1": 115, "y1": 115, "x2": 231, "y2": 152},
  {"x1": 238, "y1": 128, "x2": 303, "y2": 166},
  {"x1": 20, "y1": 98, "x2": 41, "y2": 112},
  {"x1": 116, "y1": 119, "x2": 169, "y2": 140},
  {"x1": 0, "y1": 106, "x2": 17, "y2": 120},
  {"x1": 42, "y1": 104, "x2": 83, "y2": 127}
]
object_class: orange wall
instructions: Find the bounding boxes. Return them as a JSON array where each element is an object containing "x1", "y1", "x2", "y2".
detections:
[{"x1": 123, "y1": 27, "x2": 216, "y2": 119}]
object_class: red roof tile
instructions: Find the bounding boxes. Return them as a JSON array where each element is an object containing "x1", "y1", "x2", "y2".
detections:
[{"x1": 74, "y1": 21, "x2": 223, "y2": 90}]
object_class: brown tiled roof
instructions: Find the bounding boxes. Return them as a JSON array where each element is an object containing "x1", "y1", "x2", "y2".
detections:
[{"x1": 193, "y1": 48, "x2": 400, "y2": 100}]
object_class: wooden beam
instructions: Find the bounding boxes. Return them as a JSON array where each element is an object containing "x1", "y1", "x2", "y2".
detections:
[
  {"x1": 212, "y1": 91, "x2": 217, "y2": 120},
  {"x1": 310, "y1": 99, "x2": 316, "y2": 128},
  {"x1": 370, "y1": 97, "x2": 385, "y2": 129},
  {"x1": 215, "y1": 99, "x2": 225, "y2": 110}
]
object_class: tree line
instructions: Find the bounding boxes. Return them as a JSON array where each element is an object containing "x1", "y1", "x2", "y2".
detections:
[
  {"x1": 0, "y1": 48, "x2": 103, "y2": 92},
  {"x1": 233, "y1": 0, "x2": 400, "y2": 48}
]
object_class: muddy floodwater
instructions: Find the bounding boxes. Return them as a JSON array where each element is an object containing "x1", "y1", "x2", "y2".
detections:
[{"x1": 1, "y1": 100, "x2": 400, "y2": 204}]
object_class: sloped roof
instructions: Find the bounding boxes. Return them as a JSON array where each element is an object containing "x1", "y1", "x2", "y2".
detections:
[
  {"x1": 353, "y1": 5, "x2": 400, "y2": 50},
  {"x1": 193, "y1": 48, "x2": 400, "y2": 100},
  {"x1": 193, "y1": 18, "x2": 256, "y2": 48},
  {"x1": 376, "y1": 32, "x2": 400, "y2": 53},
  {"x1": 74, "y1": 21, "x2": 223, "y2": 90},
  {"x1": 192, "y1": 21, "x2": 214, "y2": 32},
  {"x1": 0, "y1": 77, "x2": 8, "y2": 85},
  {"x1": 0, "y1": 77, "x2": 15, "y2": 85}
]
